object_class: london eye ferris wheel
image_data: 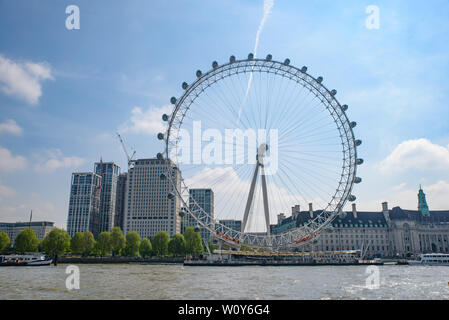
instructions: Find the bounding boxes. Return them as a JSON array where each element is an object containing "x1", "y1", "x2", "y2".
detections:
[{"x1": 157, "y1": 53, "x2": 363, "y2": 250}]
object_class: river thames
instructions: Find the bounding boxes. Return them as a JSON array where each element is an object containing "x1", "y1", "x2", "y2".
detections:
[{"x1": 0, "y1": 264, "x2": 448, "y2": 300}]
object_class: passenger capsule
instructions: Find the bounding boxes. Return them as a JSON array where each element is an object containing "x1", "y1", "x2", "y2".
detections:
[
  {"x1": 248, "y1": 53, "x2": 254, "y2": 60},
  {"x1": 179, "y1": 210, "x2": 185, "y2": 218},
  {"x1": 182, "y1": 82, "x2": 188, "y2": 90},
  {"x1": 341, "y1": 104, "x2": 348, "y2": 112},
  {"x1": 266, "y1": 54, "x2": 272, "y2": 61},
  {"x1": 229, "y1": 55, "x2": 236, "y2": 63},
  {"x1": 157, "y1": 133, "x2": 164, "y2": 140},
  {"x1": 301, "y1": 66, "x2": 308, "y2": 73},
  {"x1": 350, "y1": 121, "x2": 357, "y2": 128},
  {"x1": 317, "y1": 76, "x2": 323, "y2": 83},
  {"x1": 196, "y1": 70, "x2": 202, "y2": 78},
  {"x1": 170, "y1": 97, "x2": 177, "y2": 104},
  {"x1": 156, "y1": 152, "x2": 163, "y2": 160},
  {"x1": 348, "y1": 195, "x2": 357, "y2": 202},
  {"x1": 212, "y1": 61, "x2": 218, "y2": 69},
  {"x1": 160, "y1": 173, "x2": 166, "y2": 180},
  {"x1": 194, "y1": 226, "x2": 200, "y2": 233},
  {"x1": 354, "y1": 177, "x2": 362, "y2": 184},
  {"x1": 167, "y1": 192, "x2": 175, "y2": 200},
  {"x1": 284, "y1": 58, "x2": 290, "y2": 65},
  {"x1": 331, "y1": 89, "x2": 337, "y2": 96},
  {"x1": 162, "y1": 114, "x2": 169, "y2": 122},
  {"x1": 355, "y1": 139, "x2": 362, "y2": 146},
  {"x1": 356, "y1": 158, "x2": 364, "y2": 165}
]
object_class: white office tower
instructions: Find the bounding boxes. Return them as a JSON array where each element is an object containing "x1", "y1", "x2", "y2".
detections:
[{"x1": 124, "y1": 158, "x2": 181, "y2": 238}]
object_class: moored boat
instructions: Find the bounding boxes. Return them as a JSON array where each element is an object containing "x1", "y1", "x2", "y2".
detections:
[
  {"x1": 0, "y1": 254, "x2": 53, "y2": 266},
  {"x1": 408, "y1": 253, "x2": 449, "y2": 266}
]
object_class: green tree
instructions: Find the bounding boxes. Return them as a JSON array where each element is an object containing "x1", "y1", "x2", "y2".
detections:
[
  {"x1": 96, "y1": 231, "x2": 112, "y2": 256},
  {"x1": 14, "y1": 228, "x2": 39, "y2": 253},
  {"x1": 83, "y1": 231, "x2": 95, "y2": 256},
  {"x1": 184, "y1": 227, "x2": 203, "y2": 257},
  {"x1": 152, "y1": 231, "x2": 170, "y2": 256},
  {"x1": 70, "y1": 231, "x2": 94, "y2": 256},
  {"x1": 41, "y1": 228, "x2": 71, "y2": 256},
  {"x1": 168, "y1": 234, "x2": 186, "y2": 257},
  {"x1": 110, "y1": 227, "x2": 126, "y2": 256},
  {"x1": 140, "y1": 238, "x2": 152, "y2": 257},
  {"x1": 70, "y1": 232, "x2": 85, "y2": 255},
  {"x1": 124, "y1": 231, "x2": 141, "y2": 257},
  {"x1": 0, "y1": 232, "x2": 11, "y2": 252}
]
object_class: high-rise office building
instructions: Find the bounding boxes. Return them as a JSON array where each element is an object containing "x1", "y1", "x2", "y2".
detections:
[
  {"x1": 124, "y1": 158, "x2": 181, "y2": 238},
  {"x1": 187, "y1": 188, "x2": 214, "y2": 242},
  {"x1": 67, "y1": 172, "x2": 102, "y2": 237},
  {"x1": 114, "y1": 173, "x2": 127, "y2": 230},
  {"x1": 94, "y1": 161, "x2": 120, "y2": 234},
  {"x1": 217, "y1": 219, "x2": 242, "y2": 234}
]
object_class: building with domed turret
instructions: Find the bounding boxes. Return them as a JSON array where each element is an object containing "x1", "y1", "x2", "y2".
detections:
[{"x1": 271, "y1": 187, "x2": 449, "y2": 258}]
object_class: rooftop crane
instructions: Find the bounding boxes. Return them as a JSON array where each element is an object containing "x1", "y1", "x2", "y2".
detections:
[{"x1": 116, "y1": 132, "x2": 136, "y2": 172}]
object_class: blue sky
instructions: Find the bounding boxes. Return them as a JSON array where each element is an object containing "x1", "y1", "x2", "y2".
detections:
[{"x1": 1, "y1": 0, "x2": 449, "y2": 228}]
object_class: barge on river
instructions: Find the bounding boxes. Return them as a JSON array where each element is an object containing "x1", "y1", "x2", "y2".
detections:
[{"x1": 184, "y1": 250, "x2": 383, "y2": 266}]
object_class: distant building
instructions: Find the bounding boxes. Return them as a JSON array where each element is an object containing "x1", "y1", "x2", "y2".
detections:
[
  {"x1": 67, "y1": 172, "x2": 102, "y2": 237},
  {"x1": 0, "y1": 221, "x2": 56, "y2": 247},
  {"x1": 94, "y1": 161, "x2": 121, "y2": 233},
  {"x1": 271, "y1": 187, "x2": 449, "y2": 258},
  {"x1": 217, "y1": 219, "x2": 242, "y2": 233},
  {"x1": 124, "y1": 158, "x2": 181, "y2": 238},
  {"x1": 114, "y1": 173, "x2": 127, "y2": 230},
  {"x1": 186, "y1": 188, "x2": 214, "y2": 241}
]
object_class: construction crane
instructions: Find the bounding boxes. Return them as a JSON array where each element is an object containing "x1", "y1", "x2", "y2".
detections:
[{"x1": 116, "y1": 132, "x2": 136, "y2": 171}]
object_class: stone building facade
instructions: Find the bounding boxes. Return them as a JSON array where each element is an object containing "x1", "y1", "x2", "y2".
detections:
[{"x1": 271, "y1": 188, "x2": 449, "y2": 258}]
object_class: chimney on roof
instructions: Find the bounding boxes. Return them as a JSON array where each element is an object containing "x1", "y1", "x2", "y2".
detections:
[
  {"x1": 382, "y1": 201, "x2": 390, "y2": 225},
  {"x1": 277, "y1": 213, "x2": 285, "y2": 225},
  {"x1": 309, "y1": 203, "x2": 313, "y2": 218},
  {"x1": 292, "y1": 205, "x2": 300, "y2": 219},
  {"x1": 352, "y1": 203, "x2": 357, "y2": 219}
]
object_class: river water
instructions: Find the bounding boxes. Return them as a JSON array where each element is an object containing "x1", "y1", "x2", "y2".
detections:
[{"x1": 0, "y1": 264, "x2": 448, "y2": 299}]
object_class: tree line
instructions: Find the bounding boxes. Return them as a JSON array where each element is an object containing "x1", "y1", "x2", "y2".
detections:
[{"x1": 0, "y1": 226, "x2": 205, "y2": 258}]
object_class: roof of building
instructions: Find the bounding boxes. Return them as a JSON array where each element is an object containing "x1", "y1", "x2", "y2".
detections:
[
  {"x1": 294, "y1": 210, "x2": 387, "y2": 228},
  {"x1": 0, "y1": 221, "x2": 55, "y2": 228},
  {"x1": 273, "y1": 206, "x2": 449, "y2": 231}
]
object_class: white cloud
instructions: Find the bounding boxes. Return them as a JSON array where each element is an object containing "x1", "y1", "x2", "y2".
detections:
[
  {"x1": 380, "y1": 138, "x2": 449, "y2": 172},
  {"x1": 0, "y1": 146, "x2": 27, "y2": 172},
  {"x1": 34, "y1": 149, "x2": 85, "y2": 173},
  {"x1": 384, "y1": 181, "x2": 449, "y2": 210},
  {"x1": 0, "y1": 182, "x2": 16, "y2": 199},
  {"x1": 0, "y1": 195, "x2": 61, "y2": 227},
  {"x1": 0, "y1": 119, "x2": 23, "y2": 135},
  {"x1": 120, "y1": 105, "x2": 172, "y2": 136},
  {"x1": 0, "y1": 54, "x2": 53, "y2": 105},
  {"x1": 35, "y1": 157, "x2": 85, "y2": 173}
]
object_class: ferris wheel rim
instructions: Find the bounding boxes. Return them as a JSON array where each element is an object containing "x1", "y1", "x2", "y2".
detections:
[{"x1": 162, "y1": 55, "x2": 361, "y2": 249}]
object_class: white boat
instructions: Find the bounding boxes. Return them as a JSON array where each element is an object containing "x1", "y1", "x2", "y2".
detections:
[
  {"x1": 408, "y1": 253, "x2": 449, "y2": 266},
  {"x1": 0, "y1": 254, "x2": 53, "y2": 266}
]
